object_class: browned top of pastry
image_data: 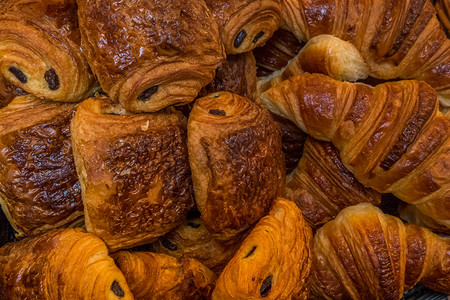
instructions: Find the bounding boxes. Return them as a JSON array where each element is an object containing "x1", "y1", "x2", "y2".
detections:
[
  {"x1": 0, "y1": 228, "x2": 133, "y2": 299},
  {"x1": 198, "y1": 52, "x2": 258, "y2": 101},
  {"x1": 71, "y1": 97, "x2": 193, "y2": 250},
  {"x1": 113, "y1": 251, "x2": 217, "y2": 300},
  {"x1": 0, "y1": 95, "x2": 81, "y2": 237},
  {"x1": 78, "y1": 0, "x2": 224, "y2": 92},
  {"x1": 188, "y1": 92, "x2": 285, "y2": 241}
]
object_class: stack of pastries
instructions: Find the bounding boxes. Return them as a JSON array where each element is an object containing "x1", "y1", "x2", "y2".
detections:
[{"x1": 0, "y1": 0, "x2": 449, "y2": 299}]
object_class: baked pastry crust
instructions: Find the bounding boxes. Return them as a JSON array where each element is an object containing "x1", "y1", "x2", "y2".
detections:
[
  {"x1": 282, "y1": 0, "x2": 450, "y2": 107},
  {"x1": 71, "y1": 97, "x2": 193, "y2": 251},
  {"x1": 113, "y1": 251, "x2": 216, "y2": 300},
  {"x1": 188, "y1": 92, "x2": 285, "y2": 241},
  {"x1": 152, "y1": 215, "x2": 243, "y2": 274},
  {"x1": 205, "y1": 0, "x2": 282, "y2": 54},
  {"x1": 0, "y1": 95, "x2": 82, "y2": 238},
  {"x1": 0, "y1": 0, "x2": 95, "y2": 102},
  {"x1": 78, "y1": 0, "x2": 225, "y2": 112},
  {"x1": 311, "y1": 203, "x2": 450, "y2": 299},
  {"x1": 0, "y1": 228, "x2": 133, "y2": 299},
  {"x1": 212, "y1": 198, "x2": 313, "y2": 300},
  {"x1": 286, "y1": 138, "x2": 381, "y2": 229},
  {"x1": 261, "y1": 73, "x2": 450, "y2": 232}
]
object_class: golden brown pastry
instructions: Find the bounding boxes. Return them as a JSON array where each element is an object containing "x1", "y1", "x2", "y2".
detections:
[
  {"x1": 78, "y1": 0, "x2": 224, "y2": 113},
  {"x1": 188, "y1": 92, "x2": 285, "y2": 241},
  {"x1": 0, "y1": 95, "x2": 82, "y2": 238},
  {"x1": 310, "y1": 203, "x2": 450, "y2": 299},
  {"x1": 205, "y1": 0, "x2": 282, "y2": 54},
  {"x1": 113, "y1": 251, "x2": 216, "y2": 300},
  {"x1": 0, "y1": 76, "x2": 26, "y2": 109},
  {"x1": 198, "y1": 52, "x2": 258, "y2": 101},
  {"x1": 271, "y1": 113, "x2": 307, "y2": 174},
  {"x1": 286, "y1": 138, "x2": 381, "y2": 229},
  {"x1": 151, "y1": 214, "x2": 243, "y2": 274},
  {"x1": 253, "y1": 28, "x2": 304, "y2": 77},
  {"x1": 399, "y1": 203, "x2": 450, "y2": 234},
  {"x1": 71, "y1": 97, "x2": 193, "y2": 251},
  {"x1": 0, "y1": 228, "x2": 133, "y2": 299},
  {"x1": 0, "y1": 0, "x2": 95, "y2": 102},
  {"x1": 212, "y1": 198, "x2": 313, "y2": 300},
  {"x1": 257, "y1": 35, "x2": 369, "y2": 94},
  {"x1": 260, "y1": 73, "x2": 450, "y2": 232},
  {"x1": 282, "y1": 0, "x2": 450, "y2": 108},
  {"x1": 435, "y1": 0, "x2": 450, "y2": 36}
]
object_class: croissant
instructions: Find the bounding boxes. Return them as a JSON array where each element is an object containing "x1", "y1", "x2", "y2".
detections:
[
  {"x1": 435, "y1": 0, "x2": 450, "y2": 36},
  {"x1": 260, "y1": 73, "x2": 450, "y2": 232},
  {"x1": 0, "y1": 228, "x2": 133, "y2": 299},
  {"x1": 286, "y1": 137, "x2": 381, "y2": 229},
  {"x1": 257, "y1": 34, "x2": 369, "y2": 94},
  {"x1": 399, "y1": 203, "x2": 450, "y2": 234},
  {"x1": 271, "y1": 114, "x2": 307, "y2": 174},
  {"x1": 151, "y1": 213, "x2": 243, "y2": 274},
  {"x1": 205, "y1": 0, "x2": 282, "y2": 54},
  {"x1": 0, "y1": 0, "x2": 95, "y2": 102},
  {"x1": 310, "y1": 203, "x2": 450, "y2": 299},
  {"x1": 198, "y1": 52, "x2": 258, "y2": 101},
  {"x1": 0, "y1": 76, "x2": 25, "y2": 109},
  {"x1": 0, "y1": 95, "x2": 83, "y2": 238},
  {"x1": 212, "y1": 198, "x2": 313, "y2": 300},
  {"x1": 78, "y1": 0, "x2": 224, "y2": 113},
  {"x1": 282, "y1": 0, "x2": 450, "y2": 107},
  {"x1": 71, "y1": 97, "x2": 193, "y2": 251},
  {"x1": 188, "y1": 92, "x2": 285, "y2": 241},
  {"x1": 112, "y1": 251, "x2": 216, "y2": 300},
  {"x1": 253, "y1": 29, "x2": 304, "y2": 77}
]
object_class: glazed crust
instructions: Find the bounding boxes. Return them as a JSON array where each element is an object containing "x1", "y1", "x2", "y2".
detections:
[
  {"x1": 310, "y1": 203, "x2": 450, "y2": 299},
  {"x1": 282, "y1": 0, "x2": 450, "y2": 107},
  {"x1": 286, "y1": 138, "x2": 381, "y2": 229},
  {"x1": 151, "y1": 216, "x2": 243, "y2": 274},
  {"x1": 212, "y1": 198, "x2": 313, "y2": 300},
  {"x1": 0, "y1": 228, "x2": 133, "y2": 300},
  {"x1": 78, "y1": 0, "x2": 224, "y2": 112},
  {"x1": 71, "y1": 97, "x2": 193, "y2": 251},
  {"x1": 113, "y1": 251, "x2": 216, "y2": 300},
  {"x1": 188, "y1": 92, "x2": 285, "y2": 241},
  {"x1": 205, "y1": 0, "x2": 282, "y2": 54},
  {"x1": 261, "y1": 73, "x2": 450, "y2": 233},
  {"x1": 0, "y1": 0, "x2": 95, "y2": 102},
  {"x1": 198, "y1": 52, "x2": 258, "y2": 101},
  {"x1": 253, "y1": 29, "x2": 304, "y2": 77},
  {"x1": 0, "y1": 95, "x2": 82, "y2": 238}
]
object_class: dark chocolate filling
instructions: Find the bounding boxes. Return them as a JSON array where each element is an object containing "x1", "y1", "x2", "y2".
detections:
[
  {"x1": 9, "y1": 66, "x2": 27, "y2": 84},
  {"x1": 161, "y1": 238, "x2": 177, "y2": 251},
  {"x1": 44, "y1": 68, "x2": 60, "y2": 90},
  {"x1": 138, "y1": 85, "x2": 159, "y2": 101},
  {"x1": 209, "y1": 109, "x2": 226, "y2": 116},
  {"x1": 244, "y1": 246, "x2": 257, "y2": 258},
  {"x1": 253, "y1": 31, "x2": 265, "y2": 43},
  {"x1": 110, "y1": 280, "x2": 125, "y2": 298},
  {"x1": 260, "y1": 275, "x2": 273, "y2": 297},
  {"x1": 234, "y1": 30, "x2": 247, "y2": 48}
]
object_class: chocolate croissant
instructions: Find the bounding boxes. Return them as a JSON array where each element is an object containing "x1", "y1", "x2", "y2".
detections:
[
  {"x1": 286, "y1": 138, "x2": 381, "y2": 229},
  {"x1": 0, "y1": 0, "x2": 95, "y2": 102},
  {"x1": 78, "y1": 0, "x2": 224, "y2": 113},
  {"x1": 257, "y1": 34, "x2": 369, "y2": 94},
  {"x1": 0, "y1": 228, "x2": 133, "y2": 299},
  {"x1": 113, "y1": 251, "x2": 216, "y2": 300},
  {"x1": 310, "y1": 203, "x2": 450, "y2": 299},
  {"x1": 152, "y1": 214, "x2": 242, "y2": 274},
  {"x1": 205, "y1": 0, "x2": 282, "y2": 54},
  {"x1": 212, "y1": 198, "x2": 313, "y2": 300},
  {"x1": 71, "y1": 97, "x2": 193, "y2": 251},
  {"x1": 282, "y1": 0, "x2": 450, "y2": 107},
  {"x1": 253, "y1": 28, "x2": 304, "y2": 77},
  {"x1": 0, "y1": 95, "x2": 82, "y2": 238},
  {"x1": 261, "y1": 73, "x2": 450, "y2": 232},
  {"x1": 188, "y1": 92, "x2": 285, "y2": 241}
]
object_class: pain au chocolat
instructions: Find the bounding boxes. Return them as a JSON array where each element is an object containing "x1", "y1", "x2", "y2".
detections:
[
  {"x1": 77, "y1": 0, "x2": 225, "y2": 113},
  {"x1": 0, "y1": 0, "x2": 95, "y2": 102},
  {"x1": 71, "y1": 97, "x2": 193, "y2": 251},
  {"x1": 188, "y1": 92, "x2": 285, "y2": 242},
  {"x1": 0, "y1": 95, "x2": 82, "y2": 238},
  {"x1": 0, "y1": 228, "x2": 133, "y2": 300}
]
